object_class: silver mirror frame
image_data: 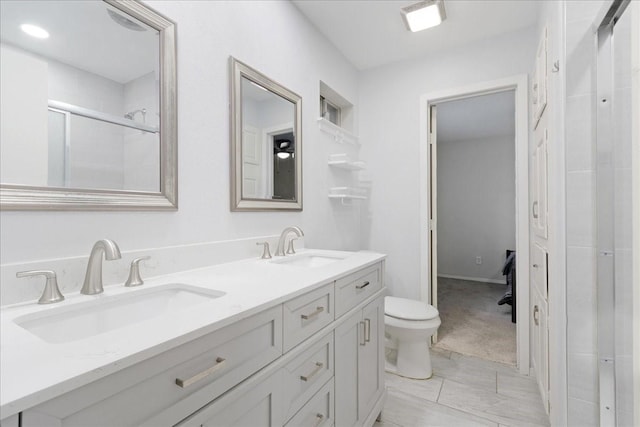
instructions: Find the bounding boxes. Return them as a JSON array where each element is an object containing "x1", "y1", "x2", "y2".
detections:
[
  {"x1": 0, "y1": 0, "x2": 178, "y2": 211},
  {"x1": 230, "y1": 57, "x2": 302, "y2": 211}
]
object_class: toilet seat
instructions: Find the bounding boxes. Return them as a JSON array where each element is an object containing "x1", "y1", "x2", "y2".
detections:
[
  {"x1": 385, "y1": 296, "x2": 439, "y2": 321},
  {"x1": 385, "y1": 314, "x2": 441, "y2": 330}
]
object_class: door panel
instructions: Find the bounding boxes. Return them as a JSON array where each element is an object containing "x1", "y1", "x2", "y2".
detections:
[
  {"x1": 242, "y1": 125, "x2": 261, "y2": 198},
  {"x1": 429, "y1": 105, "x2": 438, "y2": 342}
]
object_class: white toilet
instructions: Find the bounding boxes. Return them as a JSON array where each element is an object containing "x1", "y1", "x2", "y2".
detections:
[{"x1": 384, "y1": 296, "x2": 441, "y2": 379}]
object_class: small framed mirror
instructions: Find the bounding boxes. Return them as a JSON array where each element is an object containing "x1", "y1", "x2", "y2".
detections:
[
  {"x1": 0, "y1": 0, "x2": 177, "y2": 210},
  {"x1": 230, "y1": 57, "x2": 302, "y2": 211}
]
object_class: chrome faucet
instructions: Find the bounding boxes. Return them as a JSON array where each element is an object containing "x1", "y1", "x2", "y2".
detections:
[
  {"x1": 81, "y1": 239, "x2": 122, "y2": 295},
  {"x1": 275, "y1": 226, "x2": 304, "y2": 256}
]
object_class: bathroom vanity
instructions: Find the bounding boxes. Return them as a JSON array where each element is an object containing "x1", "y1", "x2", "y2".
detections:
[{"x1": 0, "y1": 250, "x2": 386, "y2": 427}]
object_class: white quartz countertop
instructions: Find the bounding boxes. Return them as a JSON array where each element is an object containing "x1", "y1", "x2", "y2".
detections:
[{"x1": 0, "y1": 249, "x2": 385, "y2": 419}]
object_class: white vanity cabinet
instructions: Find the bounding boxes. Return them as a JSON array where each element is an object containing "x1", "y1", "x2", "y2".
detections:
[
  {"x1": 334, "y1": 267, "x2": 385, "y2": 427},
  {"x1": 177, "y1": 370, "x2": 285, "y2": 427},
  {"x1": 21, "y1": 306, "x2": 284, "y2": 427},
  {"x1": 15, "y1": 259, "x2": 386, "y2": 427}
]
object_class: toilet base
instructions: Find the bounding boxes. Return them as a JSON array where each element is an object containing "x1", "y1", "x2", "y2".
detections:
[{"x1": 384, "y1": 340, "x2": 433, "y2": 380}]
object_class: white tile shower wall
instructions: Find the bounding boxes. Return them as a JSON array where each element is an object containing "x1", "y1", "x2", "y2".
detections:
[
  {"x1": 0, "y1": 235, "x2": 294, "y2": 306},
  {"x1": 358, "y1": 28, "x2": 536, "y2": 299},
  {"x1": 0, "y1": 1, "x2": 360, "y2": 271},
  {"x1": 47, "y1": 55, "x2": 126, "y2": 190},
  {"x1": 123, "y1": 72, "x2": 160, "y2": 192},
  {"x1": 564, "y1": 1, "x2": 604, "y2": 425}
]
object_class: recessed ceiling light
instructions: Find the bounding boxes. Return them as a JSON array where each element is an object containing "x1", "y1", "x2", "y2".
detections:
[
  {"x1": 20, "y1": 24, "x2": 50, "y2": 39},
  {"x1": 401, "y1": 0, "x2": 446, "y2": 32}
]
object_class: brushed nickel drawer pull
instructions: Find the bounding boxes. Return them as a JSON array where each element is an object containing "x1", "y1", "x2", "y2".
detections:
[
  {"x1": 313, "y1": 413, "x2": 325, "y2": 427},
  {"x1": 356, "y1": 281, "x2": 370, "y2": 290},
  {"x1": 533, "y1": 305, "x2": 540, "y2": 326},
  {"x1": 300, "y1": 362, "x2": 324, "y2": 382},
  {"x1": 175, "y1": 357, "x2": 226, "y2": 388},
  {"x1": 359, "y1": 321, "x2": 366, "y2": 346},
  {"x1": 301, "y1": 306, "x2": 324, "y2": 320},
  {"x1": 364, "y1": 318, "x2": 371, "y2": 343}
]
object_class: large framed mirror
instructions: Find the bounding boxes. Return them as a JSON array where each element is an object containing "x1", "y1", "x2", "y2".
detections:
[
  {"x1": 0, "y1": 0, "x2": 177, "y2": 210},
  {"x1": 230, "y1": 57, "x2": 302, "y2": 211}
]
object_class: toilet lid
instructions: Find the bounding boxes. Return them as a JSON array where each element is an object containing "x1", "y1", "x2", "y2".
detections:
[{"x1": 385, "y1": 296, "x2": 439, "y2": 320}]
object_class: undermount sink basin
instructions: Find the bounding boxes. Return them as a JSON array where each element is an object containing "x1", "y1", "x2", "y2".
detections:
[
  {"x1": 271, "y1": 253, "x2": 347, "y2": 268},
  {"x1": 14, "y1": 284, "x2": 225, "y2": 344}
]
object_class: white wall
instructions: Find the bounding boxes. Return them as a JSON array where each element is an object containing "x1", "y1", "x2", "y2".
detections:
[
  {"x1": 0, "y1": 1, "x2": 360, "y2": 270},
  {"x1": 359, "y1": 28, "x2": 536, "y2": 300},
  {"x1": 0, "y1": 44, "x2": 49, "y2": 186},
  {"x1": 437, "y1": 135, "x2": 515, "y2": 283}
]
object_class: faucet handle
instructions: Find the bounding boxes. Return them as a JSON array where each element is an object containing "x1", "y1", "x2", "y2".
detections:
[
  {"x1": 16, "y1": 270, "x2": 65, "y2": 304},
  {"x1": 286, "y1": 238, "x2": 298, "y2": 255},
  {"x1": 256, "y1": 242, "x2": 272, "y2": 259},
  {"x1": 125, "y1": 256, "x2": 150, "y2": 287}
]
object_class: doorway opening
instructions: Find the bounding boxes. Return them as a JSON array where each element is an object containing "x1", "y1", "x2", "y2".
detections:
[
  {"x1": 432, "y1": 91, "x2": 517, "y2": 365},
  {"x1": 419, "y1": 75, "x2": 530, "y2": 374}
]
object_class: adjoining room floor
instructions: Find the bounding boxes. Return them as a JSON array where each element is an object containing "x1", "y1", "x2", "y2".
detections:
[
  {"x1": 434, "y1": 277, "x2": 516, "y2": 365},
  {"x1": 375, "y1": 349, "x2": 550, "y2": 427}
]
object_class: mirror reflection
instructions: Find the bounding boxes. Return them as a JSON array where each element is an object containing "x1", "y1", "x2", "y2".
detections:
[
  {"x1": 241, "y1": 77, "x2": 296, "y2": 200},
  {"x1": 0, "y1": 0, "x2": 160, "y2": 192},
  {"x1": 230, "y1": 57, "x2": 302, "y2": 211}
]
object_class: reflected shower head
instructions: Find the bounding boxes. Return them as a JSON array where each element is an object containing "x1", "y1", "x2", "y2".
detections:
[
  {"x1": 107, "y1": 9, "x2": 146, "y2": 32},
  {"x1": 124, "y1": 108, "x2": 147, "y2": 121}
]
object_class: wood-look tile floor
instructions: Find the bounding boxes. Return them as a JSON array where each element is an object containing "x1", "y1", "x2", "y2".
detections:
[{"x1": 374, "y1": 348, "x2": 550, "y2": 427}]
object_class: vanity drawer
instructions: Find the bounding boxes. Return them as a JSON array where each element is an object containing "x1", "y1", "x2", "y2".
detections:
[
  {"x1": 283, "y1": 332, "x2": 333, "y2": 421},
  {"x1": 285, "y1": 378, "x2": 334, "y2": 427},
  {"x1": 26, "y1": 306, "x2": 282, "y2": 427},
  {"x1": 335, "y1": 263, "x2": 382, "y2": 317},
  {"x1": 283, "y1": 283, "x2": 334, "y2": 352}
]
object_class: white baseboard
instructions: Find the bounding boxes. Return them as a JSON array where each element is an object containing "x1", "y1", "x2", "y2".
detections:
[{"x1": 438, "y1": 274, "x2": 506, "y2": 285}]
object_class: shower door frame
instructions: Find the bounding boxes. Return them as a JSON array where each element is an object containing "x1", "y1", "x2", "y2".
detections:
[{"x1": 593, "y1": 1, "x2": 636, "y2": 425}]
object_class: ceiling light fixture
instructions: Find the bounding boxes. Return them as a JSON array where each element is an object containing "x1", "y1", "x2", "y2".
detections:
[
  {"x1": 20, "y1": 23, "x2": 50, "y2": 39},
  {"x1": 401, "y1": 0, "x2": 446, "y2": 32}
]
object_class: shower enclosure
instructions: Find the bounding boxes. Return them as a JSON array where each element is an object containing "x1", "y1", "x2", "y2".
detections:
[{"x1": 594, "y1": 1, "x2": 635, "y2": 425}]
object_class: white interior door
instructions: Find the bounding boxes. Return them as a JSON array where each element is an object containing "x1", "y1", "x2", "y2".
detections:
[
  {"x1": 242, "y1": 125, "x2": 261, "y2": 198},
  {"x1": 429, "y1": 105, "x2": 438, "y2": 343}
]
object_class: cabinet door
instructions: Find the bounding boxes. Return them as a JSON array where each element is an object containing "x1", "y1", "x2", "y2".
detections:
[
  {"x1": 531, "y1": 289, "x2": 549, "y2": 414},
  {"x1": 531, "y1": 243, "x2": 548, "y2": 301},
  {"x1": 334, "y1": 295, "x2": 384, "y2": 427},
  {"x1": 358, "y1": 297, "x2": 384, "y2": 420},
  {"x1": 533, "y1": 27, "x2": 548, "y2": 128},
  {"x1": 334, "y1": 310, "x2": 361, "y2": 427},
  {"x1": 532, "y1": 128, "x2": 548, "y2": 239},
  {"x1": 176, "y1": 370, "x2": 283, "y2": 427}
]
